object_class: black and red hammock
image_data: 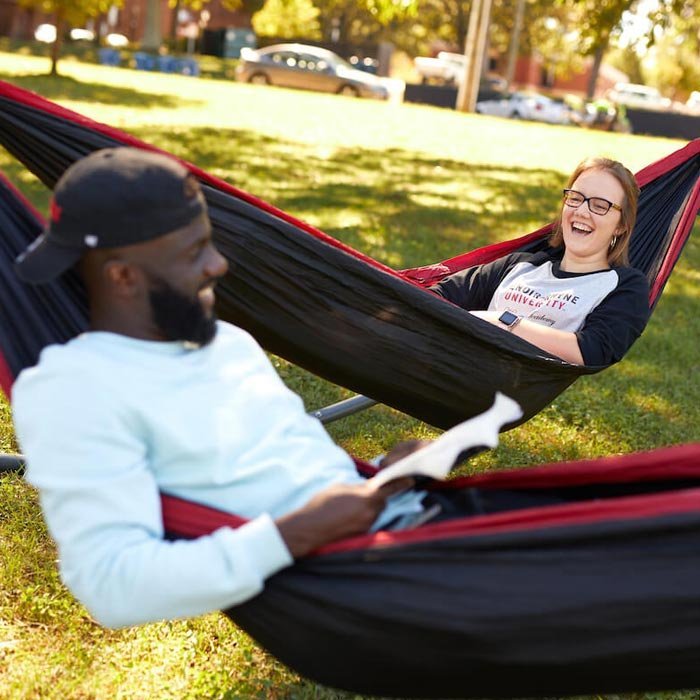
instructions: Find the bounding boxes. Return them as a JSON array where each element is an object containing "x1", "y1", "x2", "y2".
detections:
[
  {"x1": 162, "y1": 443, "x2": 700, "y2": 698},
  {"x1": 0, "y1": 79, "x2": 699, "y2": 429},
  {"x1": 2, "y1": 160, "x2": 700, "y2": 700},
  {"x1": 3, "y1": 85, "x2": 700, "y2": 697}
]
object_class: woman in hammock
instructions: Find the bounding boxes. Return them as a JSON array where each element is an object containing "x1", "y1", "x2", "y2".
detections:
[{"x1": 432, "y1": 157, "x2": 650, "y2": 366}]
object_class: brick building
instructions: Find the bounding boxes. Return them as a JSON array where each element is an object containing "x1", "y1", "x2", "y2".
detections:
[
  {"x1": 509, "y1": 54, "x2": 628, "y2": 98},
  {"x1": 0, "y1": 0, "x2": 250, "y2": 44}
]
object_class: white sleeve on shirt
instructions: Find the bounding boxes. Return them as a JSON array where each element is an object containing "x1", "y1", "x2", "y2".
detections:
[{"x1": 12, "y1": 367, "x2": 293, "y2": 629}]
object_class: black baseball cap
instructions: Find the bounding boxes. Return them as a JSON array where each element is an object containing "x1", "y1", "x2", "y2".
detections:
[{"x1": 16, "y1": 147, "x2": 207, "y2": 284}]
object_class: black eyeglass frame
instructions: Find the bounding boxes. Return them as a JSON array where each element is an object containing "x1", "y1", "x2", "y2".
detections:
[{"x1": 562, "y1": 189, "x2": 622, "y2": 216}]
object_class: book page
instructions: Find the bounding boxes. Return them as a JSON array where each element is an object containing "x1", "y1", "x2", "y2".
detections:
[{"x1": 370, "y1": 393, "x2": 523, "y2": 487}]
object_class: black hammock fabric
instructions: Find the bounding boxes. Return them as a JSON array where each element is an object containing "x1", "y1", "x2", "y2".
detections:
[
  {"x1": 161, "y1": 443, "x2": 700, "y2": 699},
  {"x1": 0, "y1": 80, "x2": 699, "y2": 428},
  {"x1": 3, "y1": 170, "x2": 700, "y2": 697},
  {"x1": 0, "y1": 171, "x2": 87, "y2": 394}
]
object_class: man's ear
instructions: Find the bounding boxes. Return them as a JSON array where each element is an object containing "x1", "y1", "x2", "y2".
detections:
[{"x1": 102, "y1": 259, "x2": 144, "y2": 299}]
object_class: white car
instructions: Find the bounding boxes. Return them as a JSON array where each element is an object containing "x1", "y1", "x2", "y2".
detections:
[
  {"x1": 686, "y1": 91, "x2": 700, "y2": 112},
  {"x1": 34, "y1": 24, "x2": 56, "y2": 43},
  {"x1": 414, "y1": 52, "x2": 465, "y2": 84},
  {"x1": 105, "y1": 33, "x2": 129, "y2": 48},
  {"x1": 476, "y1": 92, "x2": 574, "y2": 125},
  {"x1": 607, "y1": 83, "x2": 671, "y2": 110},
  {"x1": 70, "y1": 28, "x2": 95, "y2": 42}
]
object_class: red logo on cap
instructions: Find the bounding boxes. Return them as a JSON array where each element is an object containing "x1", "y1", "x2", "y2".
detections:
[{"x1": 50, "y1": 199, "x2": 62, "y2": 223}]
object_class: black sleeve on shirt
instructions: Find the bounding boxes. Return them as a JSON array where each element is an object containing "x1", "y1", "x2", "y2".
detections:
[
  {"x1": 430, "y1": 251, "x2": 554, "y2": 310},
  {"x1": 575, "y1": 267, "x2": 650, "y2": 367}
]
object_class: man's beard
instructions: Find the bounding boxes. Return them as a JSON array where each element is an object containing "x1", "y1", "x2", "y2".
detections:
[{"x1": 148, "y1": 277, "x2": 218, "y2": 347}]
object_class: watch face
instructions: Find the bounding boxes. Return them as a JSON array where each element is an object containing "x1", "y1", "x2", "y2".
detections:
[{"x1": 499, "y1": 311, "x2": 518, "y2": 326}]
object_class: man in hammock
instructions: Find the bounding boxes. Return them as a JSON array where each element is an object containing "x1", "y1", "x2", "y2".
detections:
[{"x1": 11, "y1": 148, "x2": 425, "y2": 629}]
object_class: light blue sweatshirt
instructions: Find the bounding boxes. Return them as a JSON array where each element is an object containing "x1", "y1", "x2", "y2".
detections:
[{"x1": 12, "y1": 321, "x2": 422, "y2": 628}]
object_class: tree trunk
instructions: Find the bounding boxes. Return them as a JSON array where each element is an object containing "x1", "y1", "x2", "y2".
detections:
[
  {"x1": 456, "y1": 1, "x2": 467, "y2": 50},
  {"x1": 50, "y1": 12, "x2": 64, "y2": 76},
  {"x1": 505, "y1": 0, "x2": 525, "y2": 89},
  {"x1": 170, "y1": 0, "x2": 181, "y2": 43},
  {"x1": 586, "y1": 39, "x2": 608, "y2": 99},
  {"x1": 142, "y1": 0, "x2": 162, "y2": 51},
  {"x1": 92, "y1": 14, "x2": 104, "y2": 47}
]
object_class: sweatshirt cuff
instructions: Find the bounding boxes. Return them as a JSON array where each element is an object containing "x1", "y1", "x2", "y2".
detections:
[{"x1": 235, "y1": 513, "x2": 294, "y2": 579}]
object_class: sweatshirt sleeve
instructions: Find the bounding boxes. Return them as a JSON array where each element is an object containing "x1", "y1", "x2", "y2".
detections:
[
  {"x1": 575, "y1": 267, "x2": 650, "y2": 366},
  {"x1": 12, "y1": 367, "x2": 293, "y2": 629},
  {"x1": 431, "y1": 252, "x2": 546, "y2": 310}
]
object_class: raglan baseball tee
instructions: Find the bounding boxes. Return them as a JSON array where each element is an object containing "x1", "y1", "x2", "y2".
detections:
[{"x1": 432, "y1": 250, "x2": 650, "y2": 365}]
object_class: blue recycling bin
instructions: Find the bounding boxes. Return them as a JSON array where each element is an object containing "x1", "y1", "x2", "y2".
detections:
[
  {"x1": 134, "y1": 52, "x2": 156, "y2": 71},
  {"x1": 98, "y1": 48, "x2": 121, "y2": 67}
]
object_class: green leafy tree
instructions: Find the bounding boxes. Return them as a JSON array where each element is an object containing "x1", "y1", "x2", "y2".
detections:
[
  {"x1": 550, "y1": 0, "x2": 644, "y2": 97},
  {"x1": 19, "y1": 0, "x2": 116, "y2": 75},
  {"x1": 252, "y1": 0, "x2": 321, "y2": 39},
  {"x1": 643, "y1": 0, "x2": 700, "y2": 96},
  {"x1": 605, "y1": 44, "x2": 644, "y2": 84},
  {"x1": 498, "y1": 1, "x2": 587, "y2": 82},
  {"x1": 312, "y1": 0, "x2": 417, "y2": 47},
  {"x1": 602, "y1": 0, "x2": 699, "y2": 97}
]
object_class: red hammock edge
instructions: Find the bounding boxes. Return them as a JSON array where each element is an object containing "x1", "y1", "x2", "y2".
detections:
[{"x1": 161, "y1": 441, "x2": 700, "y2": 556}]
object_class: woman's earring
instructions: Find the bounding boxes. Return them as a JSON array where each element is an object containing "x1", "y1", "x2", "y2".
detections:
[{"x1": 610, "y1": 236, "x2": 618, "y2": 248}]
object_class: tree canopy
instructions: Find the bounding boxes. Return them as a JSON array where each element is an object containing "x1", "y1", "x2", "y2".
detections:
[{"x1": 18, "y1": 0, "x2": 117, "y2": 74}]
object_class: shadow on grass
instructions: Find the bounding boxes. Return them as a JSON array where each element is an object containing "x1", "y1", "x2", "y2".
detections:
[
  {"x1": 133, "y1": 125, "x2": 562, "y2": 270},
  {"x1": 2, "y1": 120, "x2": 697, "y2": 448},
  {"x1": 0, "y1": 73, "x2": 197, "y2": 109}
]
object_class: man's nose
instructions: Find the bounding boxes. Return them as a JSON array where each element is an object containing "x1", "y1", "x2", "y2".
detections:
[{"x1": 205, "y1": 246, "x2": 229, "y2": 278}]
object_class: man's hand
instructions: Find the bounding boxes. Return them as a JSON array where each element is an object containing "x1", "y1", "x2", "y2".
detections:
[
  {"x1": 276, "y1": 478, "x2": 414, "y2": 558},
  {"x1": 378, "y1": 439, "x2": 431, "y2": 468}
]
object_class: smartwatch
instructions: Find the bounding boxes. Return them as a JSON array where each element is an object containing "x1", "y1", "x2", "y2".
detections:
[{"x1": 498, "y1": 311, "x2": 521, "y2": 331}]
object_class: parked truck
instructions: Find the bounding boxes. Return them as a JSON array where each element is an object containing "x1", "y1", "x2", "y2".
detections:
[{"x1": 414, "y1": 52, "x2": 466, "y2": 85}]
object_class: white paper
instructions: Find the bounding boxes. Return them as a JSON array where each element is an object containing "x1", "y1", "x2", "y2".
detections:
[{"x1": 369, "y1": 392, "x2": 523, "y2": 487}]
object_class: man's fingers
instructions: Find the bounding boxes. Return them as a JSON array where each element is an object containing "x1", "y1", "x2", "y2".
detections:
[{"x1": 374, "y1": 476, "x2": 415, "y2": 498}]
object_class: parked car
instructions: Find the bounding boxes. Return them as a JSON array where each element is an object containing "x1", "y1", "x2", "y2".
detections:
[
  {"x1": 415, "y1": 52, "x2": 507, "y2": 92},
  {"x1": 349, "y1": 55, "x2": 378, "y2": 74},
  {"x1": 105, "y1": 33, "x2": 129, "y2": 48},
  {"x1": 34, "y1": 24, "x2": 56, "y2": 43},
  {"x1": 235, "y1": 44, "x2": 389, "y2": 100},
  {"x1": 686, "y1": 91, "x2": 700, "y2": 112},
  {"x1": 69, "y1": 28, "x2": 95, "y2": 42},
  {"x1": 476, "y1": 92, "x2": 574, "y2": 125},
  {"x1": 607, "y1": 82, "x2": 671, "y2": 110},
  {"x1": 33, "y1": 24, "x2": 107, "y2": 45},
  {"x1": 415, "y1": 52, "x2": 464, "y2": 84}
]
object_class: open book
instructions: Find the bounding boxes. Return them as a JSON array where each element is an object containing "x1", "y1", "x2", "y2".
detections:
[{"x1": 369, "y1": 393, "x2": 523, "y2": 487}]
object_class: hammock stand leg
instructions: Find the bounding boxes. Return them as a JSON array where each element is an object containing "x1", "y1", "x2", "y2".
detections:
[
  {"x1": 0, "y1": 453, "x2": 24, "y2": 474},
  {"x1": 310, "y1": 395, "x2": 378, "y2": 424}
]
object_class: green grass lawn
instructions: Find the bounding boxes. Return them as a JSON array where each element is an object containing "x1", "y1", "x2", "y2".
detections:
[{"x1": 0, "y1": 51, "x2": 698, "y2": 699}]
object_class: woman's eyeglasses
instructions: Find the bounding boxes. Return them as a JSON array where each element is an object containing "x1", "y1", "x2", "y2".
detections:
[{"x1": 562, "y1": 189, "x2": 622, "y2": 216}]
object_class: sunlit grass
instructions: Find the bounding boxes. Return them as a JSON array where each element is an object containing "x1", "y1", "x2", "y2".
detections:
[{"x1": 0, "y1": 52, "x2": 698, "y2": 699}]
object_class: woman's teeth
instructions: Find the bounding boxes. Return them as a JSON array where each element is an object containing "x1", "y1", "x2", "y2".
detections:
[{"x1": 572, "y1": 222, "x2": 593, "y2": 234}]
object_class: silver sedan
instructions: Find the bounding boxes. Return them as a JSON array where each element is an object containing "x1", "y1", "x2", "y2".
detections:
[{"x1": 235, "y1": 43, "x2": 389, "y2": 100}]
